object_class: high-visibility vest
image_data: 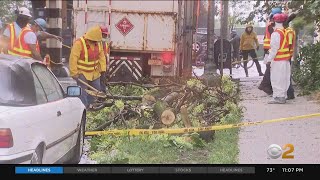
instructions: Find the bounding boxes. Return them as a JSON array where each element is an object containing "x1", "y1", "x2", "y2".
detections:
[
  {"x1": 274, "y1": 28, "x2": 291, "y2": 61},
  {"x1": 77, "y1": 37, "x2": 102, "y2": 73},
  {"x1": 8, "y1": 27, "x2": 40, "y2": 58},
  {"x1": 7, "y1": 23, "x2": 16, "y2": 51},
  {"x1": 263, "y1": 22, "x2": 272, "y2": 49},
  {"x1": 102, "y1": 41, "x2": 109, "y2": 55},
  {"x1": 0, "y1": 35, "x2": 5, "y2": 54},
  {"x1": 285, "y1": 27, "x2": 296, "y2": 57}
]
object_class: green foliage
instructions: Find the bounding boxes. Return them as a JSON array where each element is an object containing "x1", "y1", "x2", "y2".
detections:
[
  {"x1": 90, "y1": 134, "x2": 199, "y2": 164},
  {"x1": 193, "y1": 104, "x2": 205, "y2": 114},
  {"x1": 239, "y1": 0, "x2": 320, "y2": 28},
  {"x1": 293, "y1": 42, "x2": 320, "y2": 94},
  {"x1": 0, "y1": 0, "x2": 31, "y2": 23},
  {"x1": 86, "y1": 106, "x2": 116, "y2": 130},
  {"x1": 87, "y1": 76, "x2": 243, "y2": 164},
  {"x1": 292, "y1": 17, "x2": 305, "y2": 32},
  {"x1": 109, "y1": 85, "x2": 145, "y2": 96},
  {"x1": 221, "y1": 75, "x2": 237, "y2": 95},
  {"x1": 114, "y1": 100, "x2": 124, "y2": 111}
]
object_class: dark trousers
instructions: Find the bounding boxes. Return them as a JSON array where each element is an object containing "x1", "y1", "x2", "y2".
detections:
[
  {"x1": 259, "y1": 63, "x2": 273, "y2": 94},
  {"x1": 77, "y1": 75, "x2": 101, "y2": 108},
  {"x1": 242, "y1": 49, "x2": 263, "y2": 76}
]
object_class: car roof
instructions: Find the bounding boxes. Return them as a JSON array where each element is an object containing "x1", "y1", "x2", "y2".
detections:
[
  {"x1": 0, "y1": 54, "x2": 38, "y2": 67},
  {"x1": 0, "y1": 55, "x2": 43, "y2": 106}
]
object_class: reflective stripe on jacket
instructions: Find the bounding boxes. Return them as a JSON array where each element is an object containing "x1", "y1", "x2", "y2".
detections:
[
  {"x1": 8, "y1": 27, "x2": 40, "y2": 58},
  {"x1": 103, "y1": 41, "x2": 109, "y2": 55},
  {"x1": 8, "y1": 23, "x2": 15, "y2": 50},
  {"x1": 285, "y1": 27, "x2": 296, "y2": 57},
  {"x1": 263, "y1": 22, "x2": 271, "y2": 49},
  {"x1": 274, "y1": 28, "x2": 291, "y2": 61},
  {"x1": 77, "y1": 37, "x2": 102, "y2": 73}
]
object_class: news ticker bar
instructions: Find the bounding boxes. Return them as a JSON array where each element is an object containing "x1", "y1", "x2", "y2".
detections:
[
  {"x1": 15, "y1": 166, "x2": 256, "y2": 174},
  {"x1": 9, "y1": 165, "x2": 319, "y2": 175}
]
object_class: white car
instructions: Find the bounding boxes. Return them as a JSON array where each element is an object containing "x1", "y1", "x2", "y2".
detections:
[{"x1": 0, "y1": 55, "x2": 86, "y2": 164}]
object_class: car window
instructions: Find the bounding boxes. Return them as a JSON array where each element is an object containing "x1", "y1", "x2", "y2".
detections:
[
  {"x1": 31, "y1": 64, "x2": 64, "y2": 102},
  {"x1": 32, "y1": 72, "x2": 48, "y2": 104}
]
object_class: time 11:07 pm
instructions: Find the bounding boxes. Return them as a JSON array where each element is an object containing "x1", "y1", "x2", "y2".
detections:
[{"x1": 282, "y1": 168, "x2": 304, "y2": 173}]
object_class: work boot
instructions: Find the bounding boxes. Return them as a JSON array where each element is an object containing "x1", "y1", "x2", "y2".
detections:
[
  {"x1": 268, "y1": 97, "x2": 286, "y2": 104},
  {"x1": 286, "y1": 95, "x2": 295, "y2": 100}
]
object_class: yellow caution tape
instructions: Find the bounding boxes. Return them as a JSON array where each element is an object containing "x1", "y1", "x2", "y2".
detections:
[{"x1": 85, "y1": 113, "x2": 320, "y2": 136}]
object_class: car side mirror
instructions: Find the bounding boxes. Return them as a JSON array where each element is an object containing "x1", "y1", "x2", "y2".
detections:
[{"x1": 66, "y1": 86, "x2": 81, "y2": 97}]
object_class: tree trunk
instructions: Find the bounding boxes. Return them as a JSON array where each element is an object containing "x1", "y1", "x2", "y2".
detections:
[
  {"x1": 153, "y1": 101, "x2": 175, "y2": 125},
  {"x1": 221, "y1": 0, "x2": 229, "y2": 40}
]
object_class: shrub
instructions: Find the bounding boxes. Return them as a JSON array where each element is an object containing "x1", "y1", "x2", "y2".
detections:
[{"x1": 293, "y1": 42, "x2": 320, "y2": 94}]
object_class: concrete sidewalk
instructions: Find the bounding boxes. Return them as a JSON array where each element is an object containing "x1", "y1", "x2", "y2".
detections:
[{"x1": 238, "y1": 76, "x2": 320, "y2": 164}]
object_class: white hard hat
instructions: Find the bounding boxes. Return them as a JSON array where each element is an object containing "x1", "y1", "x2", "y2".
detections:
[{"x1": 18, "y1": 7, "x2": 32, "y2": 17}]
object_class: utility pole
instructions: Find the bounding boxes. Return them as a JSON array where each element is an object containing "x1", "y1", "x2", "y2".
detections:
[
  {"x1": 204, "y1": 0, "x2": 218, "y2": 81},
  {"x1": 221, "y1": 0, "x2": 229, "y2": 39},
  {"x1": 181, "y1": 0, "x2": 194, "y2": 77},
  {"x1": 219, "y1": 0, "x2": 229, "y2": 77},
  {"x1": 46, "y1": 0, "x2": 65, "y2": 77}
]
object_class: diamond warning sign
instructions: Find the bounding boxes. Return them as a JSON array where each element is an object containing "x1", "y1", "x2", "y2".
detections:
[{"x1": 116, "y1": 17, "x2": 134, "y2": 36}]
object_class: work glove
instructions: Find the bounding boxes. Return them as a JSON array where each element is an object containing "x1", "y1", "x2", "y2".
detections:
[{"x1": 72, "y1": 74, "x2": 79, "y2": 81}]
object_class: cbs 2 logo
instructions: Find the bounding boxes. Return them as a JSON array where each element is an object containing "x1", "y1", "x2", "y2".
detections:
[{"x1": 268, "y1": 144, "x2": 294, "y2": 159}]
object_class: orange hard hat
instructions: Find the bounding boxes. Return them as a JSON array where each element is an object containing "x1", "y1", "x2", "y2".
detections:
[{"x1": 100, "y1": 26, "x2": 109, "y2": 35}]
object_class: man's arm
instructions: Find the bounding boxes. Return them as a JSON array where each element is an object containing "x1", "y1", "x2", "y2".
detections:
[
  {"x1": 266, "y1": 32, "x2": 280, "y2": 62},
  {"x1": 24, "y1": 32, "x2": 43, "y2": 61},
  {"x1": 230, "y1": 37, "x2": 235, "y2": 43},
  {"x1": 268, "y1": 25, "x2": 274, "y2": 34},
  {"x1": 2, "y1": 27, "x2": 10, "y2": 52},
  {"x1": 69, "y1": 41, "x2": 82, "y2": 78},
  {"x1": 240, "y1": 34, "x2": 244, "y2": 50},
  {"x1": 98, "y1": 43, "x2": 107, "y2": 73},
  {"x1": 29, "y1": 44, "x2": 43, "y2": 61},
  {"x1": 37, "y1": 31, "x2": 63, "y2": 41}
]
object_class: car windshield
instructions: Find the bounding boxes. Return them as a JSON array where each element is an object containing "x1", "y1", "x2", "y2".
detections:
[{"x1": 0, "y1": 60, "x2": 36, "y2": 106}]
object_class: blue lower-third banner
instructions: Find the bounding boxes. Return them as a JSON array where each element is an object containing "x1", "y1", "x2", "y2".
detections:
[{"x1": 15, "y1": 167, "x2": 63, "y2": 174}]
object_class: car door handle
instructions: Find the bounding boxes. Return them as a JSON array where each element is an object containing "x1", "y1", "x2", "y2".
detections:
[{"x1": 57, "y1": 111, "x2": 62, "y2": 117}]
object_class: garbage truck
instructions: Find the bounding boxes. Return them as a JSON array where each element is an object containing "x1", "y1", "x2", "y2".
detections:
[{"x1": 72, "y1": 0, "x2": 195, "y2": 82}]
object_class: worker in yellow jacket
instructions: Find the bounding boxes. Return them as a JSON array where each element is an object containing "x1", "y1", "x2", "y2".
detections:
[
  {"x1": 240, "y1": 23, "x2": 263, "y2": 77},
  {"x1": 69, "y1": 25, "x2": 106, "y2": 108}
]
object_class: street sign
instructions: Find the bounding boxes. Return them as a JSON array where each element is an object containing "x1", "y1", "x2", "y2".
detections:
[{"x1": 116, "y1": 17, "x2": 134, "y2": 36}]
